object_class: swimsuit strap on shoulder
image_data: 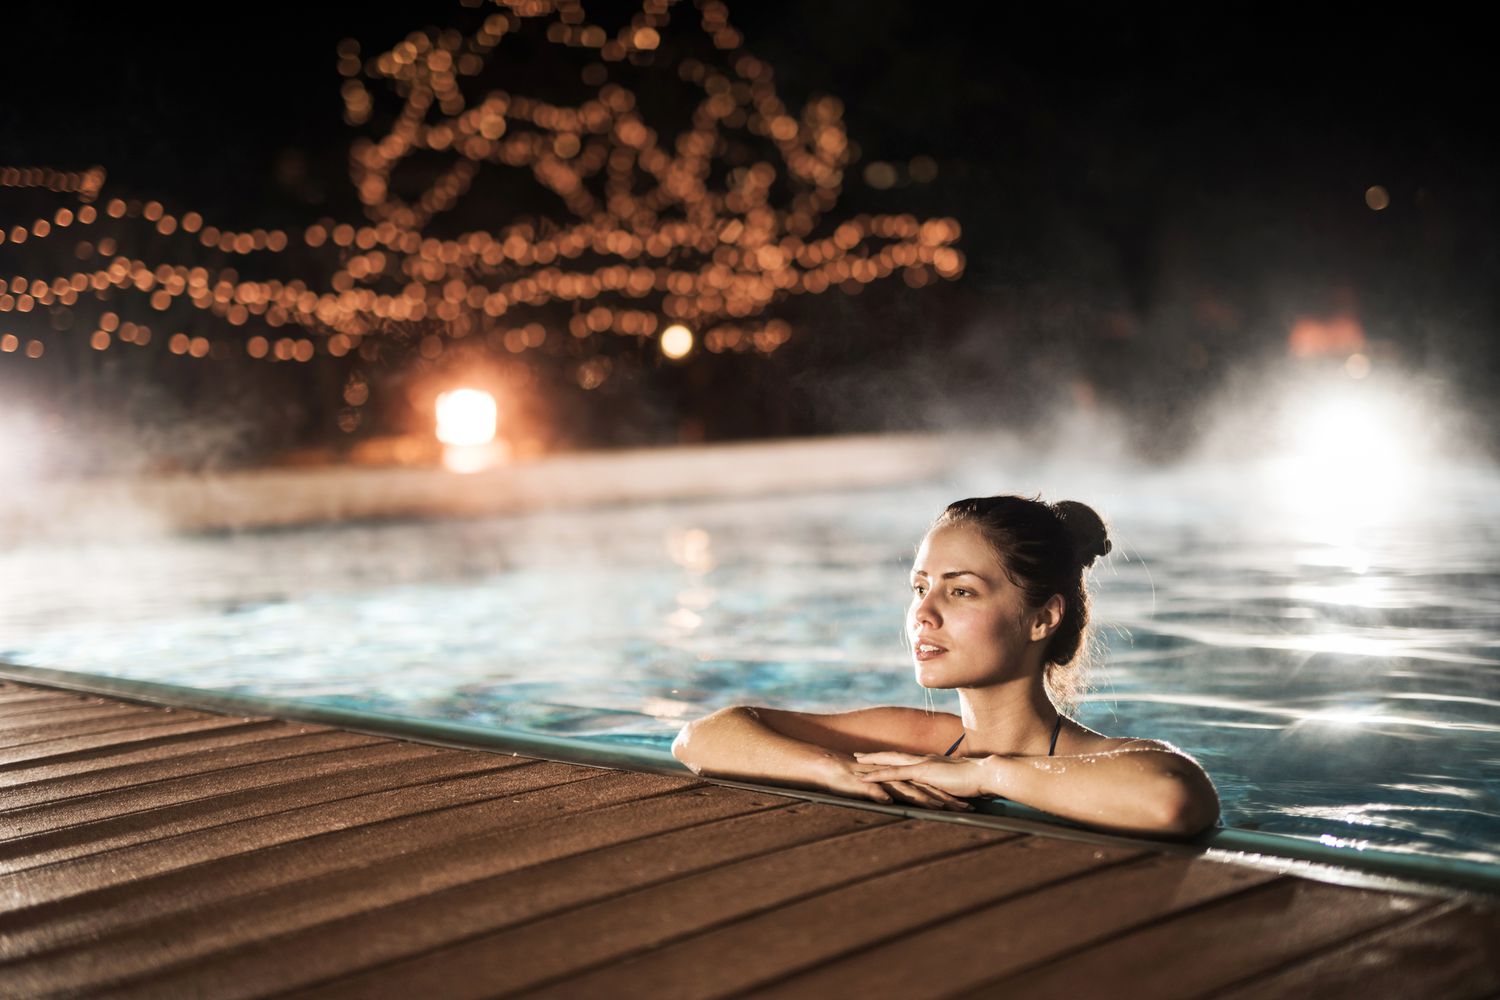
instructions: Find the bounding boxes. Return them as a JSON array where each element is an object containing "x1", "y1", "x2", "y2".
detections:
[{"x1": 945, "y1": 715, "x2": 1063, "y2": 758}]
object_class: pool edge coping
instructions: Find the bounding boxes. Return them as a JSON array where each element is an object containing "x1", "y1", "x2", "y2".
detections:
[{"x1": 3, "y1": 658, "x2": 1497, "y2": 904}]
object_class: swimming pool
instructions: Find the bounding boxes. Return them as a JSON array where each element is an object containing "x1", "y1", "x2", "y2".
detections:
[{"x1": 4, "y1": 449, "x2": 1499, "y2": 873}]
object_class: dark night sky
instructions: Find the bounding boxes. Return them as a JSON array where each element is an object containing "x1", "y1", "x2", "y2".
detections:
[{"x1": 2, "y1": 3, "x2": 1496, "y2": 461}]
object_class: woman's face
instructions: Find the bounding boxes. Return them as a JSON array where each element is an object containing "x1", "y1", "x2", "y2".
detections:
[{"x1": 908, "y1": 522, "x2": 1042, "y2": 689}]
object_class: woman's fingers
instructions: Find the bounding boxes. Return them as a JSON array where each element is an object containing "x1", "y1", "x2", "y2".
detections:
[
  {"x1": 882, "y1": 780, "x2": 940, "y2": 808},
  {"x1": 912, "y1": 781, "x2": 972, "y2": 810},
  {"x1": 859, "y1": 764, "x2": 931, "y2": 784},
  {"x1": 853, "y1": 751, "x2": 928, "y2": 766},
  {"x1": 885, "y1": 780, "x2": 969, "y2": 811},
  {"x1": 857, "y1": 765, "x2": 976, "y2": 809}
]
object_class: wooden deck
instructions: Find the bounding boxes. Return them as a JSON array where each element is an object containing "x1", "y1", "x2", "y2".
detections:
[{"x1": 1, "y1": 679, "x2": 1496, "y2": 998}]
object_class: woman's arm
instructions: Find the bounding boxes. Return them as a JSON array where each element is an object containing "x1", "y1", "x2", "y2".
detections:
[
  {"x1": 672, "y1": 706, "x2": 970, "y2": 810},
  {"x1": 981, "y1": 741, "x2": 1220, "y2": 837},
  {"x1": 855, "y1": 739, "x2": 1220, "y2": 838}
]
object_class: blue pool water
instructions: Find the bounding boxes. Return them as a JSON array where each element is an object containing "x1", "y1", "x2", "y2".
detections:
[{"x1": 4, "y1": 453, "x2": 1499, "y2": 867}]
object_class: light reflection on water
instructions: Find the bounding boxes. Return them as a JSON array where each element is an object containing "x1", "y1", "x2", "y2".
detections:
[{"x1": 2, "y1": 460, "x2": 1499, "y2": 866}]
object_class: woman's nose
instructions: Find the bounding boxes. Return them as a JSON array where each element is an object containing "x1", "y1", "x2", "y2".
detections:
[{"x1": 913, "y1": 593, "x2": 940, "y2": 627}]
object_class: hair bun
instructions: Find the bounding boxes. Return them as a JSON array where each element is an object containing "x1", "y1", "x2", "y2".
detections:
[{"x1": 1051, "y1": 500, "x2": 1112, "y2": 567}]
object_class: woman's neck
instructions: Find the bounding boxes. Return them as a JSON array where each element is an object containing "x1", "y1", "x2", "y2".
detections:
[{"x1": 956, "y1": 674, "x2": 1059, "y2": 757}]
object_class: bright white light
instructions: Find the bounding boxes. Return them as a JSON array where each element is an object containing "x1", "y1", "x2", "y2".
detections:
[
  {"x1": 441, "y1": 441, "x2": 508, "y2": 474},
  {"x1": 1263, "y1": 379, "x2": 1424, "y2": 540},
  {"x1": 660, "y1": 324, "x2": 694, "y2": 360},
  {"x1": 434, "y1": 389, "x2": 497, "y2": 446}
]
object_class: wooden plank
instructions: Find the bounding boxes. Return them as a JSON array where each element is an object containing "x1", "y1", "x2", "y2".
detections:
[
  {"x1": 0, "y1": 745, "x2": 502, "y2": 872},
  {"x1": 532, "y1": 836, "x2": 1148, "y2": 999},
  {"x1": 0, "y1": 729, "x2": 385, "y2": 810},
  {"x1": 0, "y1": 707, "x2": 216, "y2": 749},
  {"x1": 0, "y1": 758, "x2": 602, "y2": 910},
  {"x1": 0, "y1": 690, "x2": 88, "y2": 709},
  {"x1": 0, "y1": 740, "x2": 458, "y2": 838},
  {"x1": 7, "y1": 784, "x2": 788, "y2": 996},
  {"x1": 0, "y1": 715, "x2": 278, "y2": 770},
  {"x1": 0, "y1": 698, "x2": 117, "y2": 721},
  {"x1": 1212, "y1": 899, "x2": 1500, "y2": 1000},
  {"x1": 0, "y1": 768, "x2": 703, "y2": 963},
  {"x1": 757, "y1": 854, "x2": 1285, "y2": 1000},
  {"x1": 966, "y1": 878, "x2": 1437, "y2": 999},
  {"x1": 0, "y1": 720, "x2": 334, "y2": 787},
  {"x1": 289, "y1": 816, "x2": 1013, "y2": 1000}
]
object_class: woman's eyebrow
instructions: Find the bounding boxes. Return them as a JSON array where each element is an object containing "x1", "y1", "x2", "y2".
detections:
[{"x1": 911, "y1": 570, "x2": 989, "y2": 581}]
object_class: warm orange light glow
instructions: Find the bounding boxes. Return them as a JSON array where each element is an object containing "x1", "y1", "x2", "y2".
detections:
[
  {"x1": 660, "y1": 323, "x2": 694, "y2": 359},
  {"x1": 1289, "y1": 315, "x2": 1365, "y2": 358},
  {"x1": 441, "y1": 440, "x2": 509, "y2": 474},
  {"x1": 435, "y1": 388, "x2": 498, "y2": 446}
]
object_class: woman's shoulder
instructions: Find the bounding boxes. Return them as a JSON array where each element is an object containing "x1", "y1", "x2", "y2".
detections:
[{"x1": 1061, "y1": 719, "x2": 1178, "y2": 755}]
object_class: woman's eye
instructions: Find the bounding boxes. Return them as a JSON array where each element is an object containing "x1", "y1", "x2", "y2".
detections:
[
  {"x1": 951, "y1": 588, "x2": 972, "y2": 597},
  {"x1": 911, "y1": 584, "x2": 926, "y2": 596}
]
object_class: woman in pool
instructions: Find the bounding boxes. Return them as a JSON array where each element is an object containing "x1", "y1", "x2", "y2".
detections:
[{"x1": 673, "y1": 495, "x2": 1220, "y2": 838}]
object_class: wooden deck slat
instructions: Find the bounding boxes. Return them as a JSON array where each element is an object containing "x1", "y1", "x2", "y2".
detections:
[
  {"x1": 0, "y1": 739, "x2": 467, "y2": 838},
  {"x1": 14, "y1": 786, "x2": 795, "y2": 996},
  {"x1": 0, "y1": 690, "x2": 90, "y2": 709},
  {"x1": 965, "y1": 878, "x2": 1437, "y2": 999},
  {"x1": 0, "y1": 706, "x2": 216, "y2": 749},
  {"x1": 287, "y1": 817, "x2": 1013, "y2": 1000},
  {"x1": 0, "y1": 715, "x2": 278, "y2": 770},
  {"x1": 0, "y1": 701, "x2": 118, "y2": 722},
  {"x1": 0, "y1": 720, "x2": 334, "y2": 786},
  {"x1": 0, "y1": 759, "x2": 623, "y2": 911},
  {"x1": 0, "y1": 768, "x2": 701, "y2": 963},
  {"x1": 529, "y1": 836, "x2": 1151, "y2": 1000},
  {"x1": 0, "y1": 698, "x2": 149, "y2": 723},
  {"x1": 0, "y1": 747, "x2": 527, "y2": 874},
  {"x1": 754, "y1": 854, "x2": 1286, "y2": 1000},
  {"x1": 0, "y1": 728, "x2": 385, "y2": 810},
  {"x1": 1211, "y1": 899, "x2": 1500, "y2": 999}
]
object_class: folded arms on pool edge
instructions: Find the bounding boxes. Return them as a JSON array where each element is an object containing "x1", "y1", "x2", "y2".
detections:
[{"x1": 671, "y1": 705, "x2": 1221, "y2": 839}]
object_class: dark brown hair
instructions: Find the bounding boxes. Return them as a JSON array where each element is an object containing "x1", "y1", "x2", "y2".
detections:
[{"x1": 932, "y1": 495, "x2": 1111, "y2": 713}]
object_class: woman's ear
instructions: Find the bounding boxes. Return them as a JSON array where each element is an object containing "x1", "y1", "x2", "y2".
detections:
[{"x1": 1031, "y1": 594, "x2": 1065, "y2": 641}]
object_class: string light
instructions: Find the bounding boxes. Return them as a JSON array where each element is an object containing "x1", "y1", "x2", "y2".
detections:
[{"x1": 0, "y1": 0, "x2": 960, "y2": 381}]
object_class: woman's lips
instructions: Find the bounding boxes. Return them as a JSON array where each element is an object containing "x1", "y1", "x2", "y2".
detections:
[{"x1": 913, "y1": 641, "x2": 947, "y2": 661}]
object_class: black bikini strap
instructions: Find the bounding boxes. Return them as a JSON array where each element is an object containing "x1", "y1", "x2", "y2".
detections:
[{"x1": 947, "y1": 715, "x2": 1062, "y2": 758}]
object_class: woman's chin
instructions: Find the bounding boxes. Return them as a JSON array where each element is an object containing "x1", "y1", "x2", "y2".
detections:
[{"x1": 914, "y1": 662, "x2": 958, "y2": 689}]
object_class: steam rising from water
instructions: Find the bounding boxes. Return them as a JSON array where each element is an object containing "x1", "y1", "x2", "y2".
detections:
[{"x1": 2, "y1": 359, "x2": 1498, "y2": 864}]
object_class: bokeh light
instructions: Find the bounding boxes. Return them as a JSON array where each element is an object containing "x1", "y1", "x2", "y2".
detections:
[
  {"x1": 659, "y1": 323, "x2": 693, "y2": 360},
  {"x1": 0, "y1": 1, "x2": 961, "y2": 400}
]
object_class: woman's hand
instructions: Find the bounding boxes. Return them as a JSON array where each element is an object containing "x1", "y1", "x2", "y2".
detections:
[
  {"x1": 853, "y1": 751, "x2": 991, "y2": 800},
  {"x1": 821, "y1": 754, "x2": 973, "y2": 811}
]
